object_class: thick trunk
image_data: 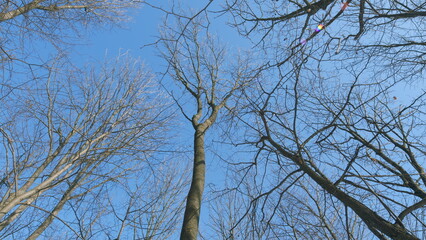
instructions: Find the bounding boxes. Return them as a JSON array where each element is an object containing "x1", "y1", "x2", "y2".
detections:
[{"x1": 180, "y1": 129, "x2": 206, "y2": 240}]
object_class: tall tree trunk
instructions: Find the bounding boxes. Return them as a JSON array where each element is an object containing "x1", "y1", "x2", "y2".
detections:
[{"x1": 180, "y1": 129, "x2": 205, "y2": 240}]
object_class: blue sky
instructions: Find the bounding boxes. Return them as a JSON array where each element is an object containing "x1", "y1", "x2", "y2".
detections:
[
  {"x1": 1, "y1": 0, "x2": 425, "y2": 239},
  {"x1": 72, "y1": 1, "x2": 251, "y2": 65},
  {"x1": 66, "y1": 2, "x2": 251, "y2": 237},
  {"x1": 71, "y1": 7, "x2": 161, "y2": 65},
  {"x1": 58, "y1": 1, "x2": 426, "y2": 238}
]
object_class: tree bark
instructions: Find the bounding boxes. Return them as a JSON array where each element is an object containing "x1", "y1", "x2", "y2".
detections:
[{"x1": 180, "y1": 128, "x2": 206, "y2": 240}]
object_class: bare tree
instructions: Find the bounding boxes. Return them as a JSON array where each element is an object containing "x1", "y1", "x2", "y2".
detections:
[
  {"x1": 158, "y1": 14, "x2": 258, "y2": 239},
  {"x1": 0, "y1": 55, "x2": 171, "y2": 239},
  {"x1": 186, "y1": 1, "x2": 426, "y2": 239},
  {"x1": 0, "y1": 0, "x2": 200, "y2": 238},
  {"x1": 225, "y1": 54, "x2": 426, "y2": 239}
]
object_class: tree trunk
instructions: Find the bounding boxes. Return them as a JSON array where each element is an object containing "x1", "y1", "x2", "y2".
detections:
[
  {"x1": 267, "y1": 137, "x2": 419, "y2": 240},
  {"x1": 180, "y1": 129, "x2": 206, "y2": 240}
]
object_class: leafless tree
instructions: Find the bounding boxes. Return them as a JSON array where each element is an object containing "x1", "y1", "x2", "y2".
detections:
[
  {"x1": 224, "y1": 53, "x2": 426, "y2": 239},
  {"x1": 0, "y1": 0, "x2": 200, "y2": 238},
  {"x1": 190, "y1": 1, "x2": 426, "y2": 239},
  {"x1": 158, "y1": 14, "x2": 259, "y2": 239},
  {"x1": 0, "y1": 55, "x2": 173, "y2": 239}
]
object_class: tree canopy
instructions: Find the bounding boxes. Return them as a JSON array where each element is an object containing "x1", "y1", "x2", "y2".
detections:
[{"x1": 1, "y1": 0, "x2": 426, "y2": 239}]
